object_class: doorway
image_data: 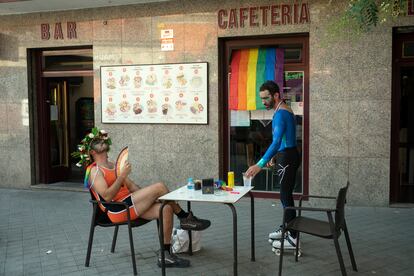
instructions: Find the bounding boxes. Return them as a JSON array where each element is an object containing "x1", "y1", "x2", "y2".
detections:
[
  {"x1": 391, "y1": 28, "x2": 414, "y2": 203},
  {"x1": 30, "y1": 47, "x2": 94, "y2": 184},
  {"x1": 218, "y1": 34, "x2": 309, "y2": 199}
]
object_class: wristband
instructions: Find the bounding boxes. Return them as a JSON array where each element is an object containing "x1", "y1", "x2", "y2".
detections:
[{"x1": 256, "y1": 159, "x2": 266, "y2": 168}]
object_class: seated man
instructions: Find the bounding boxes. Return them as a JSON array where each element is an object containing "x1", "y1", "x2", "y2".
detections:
[{"x1": 73, "y1": 128, "x2": 210, "y2": 268}]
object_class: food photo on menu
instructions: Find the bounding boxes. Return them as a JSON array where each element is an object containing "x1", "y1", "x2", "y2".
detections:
[
  {"x1": 105, "y1": 102, "x2": 116, "y2": 116},
  {"x1": 162, "y1": 75, "x2": 173, "y2": 89},
  {"x1": 190, "y1": 102, "x2": 204, "y2": 115},
  {"x1": 162, "y1": 103, "x2": 172, "y2": 115},
  {"x1": 176, "y1": 72, "x2": 187, "y2": 86},
  {"x1": 119, "y1": 100, "x2": 131, "y2": 113},
  {"x1": 146, "y1": 72, "x2": 157, "y2": 86},
  {"x1": 175, "y1": 100, "x2": 187, "y2": 111},
  {"x1": 147, "y1": 99, "x2": 157, "y2": 113},
  {"x1": 119, "y1": 74, "x2": 130, "y2": 87},
  {"x1": 134, "y1": 75, "x2": 142, "y2": 88},
  {"x1": 133, "y1": 102, "x2": 143, "y2": 115},
  {"x1": 106, "y1": 77, "x2": 116, "y2": 89},
  {"x1": 190, "y1": 75, "x2": 202, "y2": 88}
]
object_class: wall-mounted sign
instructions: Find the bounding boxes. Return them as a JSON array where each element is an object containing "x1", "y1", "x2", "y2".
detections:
[
  {"x1": 41, "y1": 22, "x2": 77, "y2": 40},
  {"x1": 160, "y1": 29, "x2": 174, "y2": 51},
  {"x1": 218, "y1": 3, "x2": 310, "y2": 29},
  {"x1": 101, "y1": 62, "x2": 208, "y2": 124}
]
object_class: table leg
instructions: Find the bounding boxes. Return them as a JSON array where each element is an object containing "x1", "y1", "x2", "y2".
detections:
[
  {"x1": 159, "y1": 201, "x2": 168, "y2": 276},
  {"x1": 187, "y1": 201, "x2": 193, "y2": 255},
  {"x1": 225, "y1": 203, "x2": 237, "y2": 276},
  {"x1": 249, "y1": 192, "x2": 255, "y2": 261}
]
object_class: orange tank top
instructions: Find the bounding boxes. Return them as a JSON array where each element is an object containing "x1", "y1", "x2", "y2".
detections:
[{"x1": 97, "y1": 165, "x2": 130, "y2": 201}]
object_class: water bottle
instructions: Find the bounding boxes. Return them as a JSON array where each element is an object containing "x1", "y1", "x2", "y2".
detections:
[{"x1": 187, "y1": 178, "x2": 194, "y2": 191}]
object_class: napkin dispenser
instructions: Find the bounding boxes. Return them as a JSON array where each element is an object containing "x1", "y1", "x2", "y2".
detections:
[{"x1": 202, "y1": 178, "x2": 214, "y2": 194}]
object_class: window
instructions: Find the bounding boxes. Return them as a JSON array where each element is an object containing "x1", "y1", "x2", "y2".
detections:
[{"x1": 221, "y1": 34, "x2": 309, "y2": 197}]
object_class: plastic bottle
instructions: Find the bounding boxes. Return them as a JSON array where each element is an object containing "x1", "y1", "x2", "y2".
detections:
[
  {"x1": 227, "y1": 171, "x2": 234, "y2": 188},
  {"x1": 187, "y1": 177, "x2": 195, "y2": 190}
]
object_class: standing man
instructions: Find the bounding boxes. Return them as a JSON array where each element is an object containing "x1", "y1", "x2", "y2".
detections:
[{"x1": 245, "y1": 80, "x2": 300, "y2": 251}]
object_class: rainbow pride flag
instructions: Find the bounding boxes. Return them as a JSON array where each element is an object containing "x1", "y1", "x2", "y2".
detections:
[{"x1": 229, "y1": 48, "x2": 284, "y2": 110}]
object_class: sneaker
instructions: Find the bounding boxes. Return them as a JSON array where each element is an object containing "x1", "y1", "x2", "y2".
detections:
[
  {"x1": 157, "y1": 250, "x2": 190, "y2": 268},
  {"x1": 179, "y1": 211, "x2": 211, "y2": 231},
  {"x1": 272, "y1": 234, "x2": 297, "y2": 249},
  {"x1": 268, "y1": 227, "x2": 285, "y2": 243}
]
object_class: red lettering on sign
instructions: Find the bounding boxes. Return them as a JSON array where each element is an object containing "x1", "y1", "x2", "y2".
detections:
[
  {"x1": 228, "y1": 9, "x2": 238, "y2": 28},
  {"x1": 218, "y1": 9, "x2": 228, "y2": 29},
  {"x1": 260, "y1": 6, "x2": 269, "y2": 26},
  {"x1": 217, "y1": 3, "x2": 310, "y2": 29},
  {"x1": 293, "y1": 4, "x2": 299, "y2": 24},
  {"x1": 249, "y1": 7, "x2": 259, "y2": 27},
  {"x1": 281, "y1": 4, "x2": 291, "y2": 25},
  {"x1": 54, "y1": 23, "x2": 64, "y2": 40},
  {"x1": 299, "y1": 3, "x2": 310, "y2": 23},
  {"x1": 41, "y1": 24, "x2": 50, "y2": 40},
  {"x1": 271, "y1": 5, "x2": 280, "y2": 25},
  {"x1": 67, "y1": 22, "x2": 77, "y2": 39},
  {"x1": 239, "y1": 8, "x2": 248, "y2": 27}
]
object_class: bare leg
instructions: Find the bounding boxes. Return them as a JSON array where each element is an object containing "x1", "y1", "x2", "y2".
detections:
[
  {"x1": 139, "y1": 202, "x2": 173, "y2": 244},
  {"x1": 131, "y1": 182, "x2": 184, "y2": 216}
]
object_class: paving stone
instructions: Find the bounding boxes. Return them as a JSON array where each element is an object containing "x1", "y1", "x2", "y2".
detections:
[{"x1": 0, "y1": 188, "x2": 413, "y2": 275}]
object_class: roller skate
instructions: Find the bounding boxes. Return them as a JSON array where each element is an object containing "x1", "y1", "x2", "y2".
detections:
[
  {"x1": 272, "y1": 234, "x2": 302, "y2": 257},
  {"x1": 268, "y1": 227, "x2": 286, "y2": 243}
]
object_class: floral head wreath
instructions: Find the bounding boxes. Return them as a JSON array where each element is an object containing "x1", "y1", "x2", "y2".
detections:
[{"x1": 71, "y1": 127, "x2": 112, "y2": 168}]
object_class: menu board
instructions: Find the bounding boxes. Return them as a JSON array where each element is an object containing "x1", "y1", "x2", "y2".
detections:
[{"x1": 100, "y1": 62, "x2": 208, "y2": 124}]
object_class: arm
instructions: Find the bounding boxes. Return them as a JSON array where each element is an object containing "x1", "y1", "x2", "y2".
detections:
[
  {"x1": 90, "y1": 162, "x2": 131, "y2": 202},
  {"x1": 245, "y1": 112, "x2": 285, "y2": 177},
  {"x1": 124, "y1": 177, "x2": 140, "y2": 193}
]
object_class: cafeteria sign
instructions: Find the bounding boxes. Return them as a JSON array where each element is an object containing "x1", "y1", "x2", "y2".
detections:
[{"x1": 218, "y1": 3, "x2": 310, "y2": 29}]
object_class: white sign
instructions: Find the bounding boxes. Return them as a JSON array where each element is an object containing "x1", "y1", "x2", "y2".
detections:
[
  {"x1": 291, "y1": 101, "x2": 304, "y2": 116},
  {"x1": 161, "y1": 38, "x2": 174, "y2": 51},
  {"x1": 161, "y1": 29, "x2": 174, "y2": 39},
  {"x1": 161, "y1": 29, "x2": 174, "y2": 51},
  {"x1": 230, "y1": 110, "x2": 250, "y2": 127},
  {"x1": 100, "y1": 62, "x2": 208, "y2": 124}
]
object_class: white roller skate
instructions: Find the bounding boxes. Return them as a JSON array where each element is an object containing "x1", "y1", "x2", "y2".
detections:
[
  {"x1": 272, "y1": 234, "x2": 302, "y2": 257},
  {"x1": 268, "y1": 227, "x2": 286, "y2": 244}
]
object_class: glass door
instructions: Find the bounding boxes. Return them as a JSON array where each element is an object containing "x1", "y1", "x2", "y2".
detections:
[{"x1": 47, "y1": 80, "x2": 71, "y2": 182}]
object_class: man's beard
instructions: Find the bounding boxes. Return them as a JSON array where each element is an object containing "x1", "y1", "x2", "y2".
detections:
[{"x1": 264, "y1": 99, "x2": 275, "y2": 110}]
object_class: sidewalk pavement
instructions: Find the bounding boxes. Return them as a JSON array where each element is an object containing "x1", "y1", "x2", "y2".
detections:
[{"x1": 0, "y1": 187, "x2": 413, "y2": 276}]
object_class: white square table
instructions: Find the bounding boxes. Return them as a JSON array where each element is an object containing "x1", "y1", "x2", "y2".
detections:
[{"x1": 158, "y1": 185, "x2": 255, "y2": 276}]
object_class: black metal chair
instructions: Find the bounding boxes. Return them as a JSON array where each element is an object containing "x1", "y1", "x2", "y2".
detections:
[
  {"x1": 85, "y1": 191, "x2": 154, "y2": 275},
  {"x1": 278, "y1": 182, "x2": 358, "y2": 276}
]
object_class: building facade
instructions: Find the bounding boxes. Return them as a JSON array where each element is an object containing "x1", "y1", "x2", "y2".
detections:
[{"x1": 0, "y1": 0, "x2": 413, "y2": 206}]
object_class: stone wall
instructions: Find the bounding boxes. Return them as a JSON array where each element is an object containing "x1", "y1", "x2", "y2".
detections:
[{"x1": 0, "y1": 0, "x2": 413, "y2": 205}]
